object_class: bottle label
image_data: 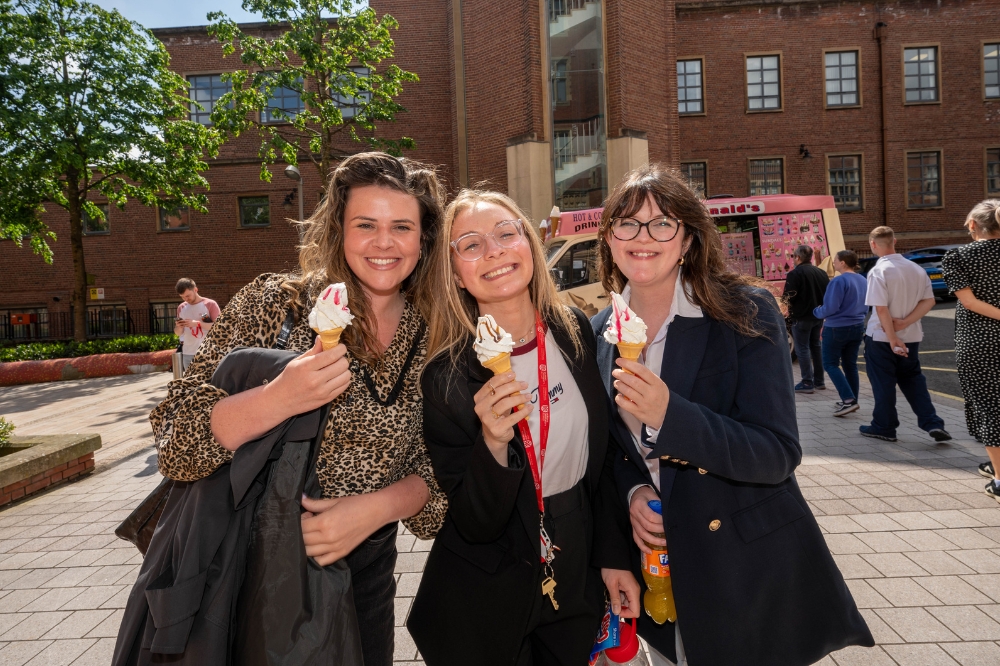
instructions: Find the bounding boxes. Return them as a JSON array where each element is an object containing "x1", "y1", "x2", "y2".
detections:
[{"x1": 642, "y1": 550, "x2": 670, "y2": 577}]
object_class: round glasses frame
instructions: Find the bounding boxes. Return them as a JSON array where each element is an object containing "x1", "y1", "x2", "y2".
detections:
[
  {"x1": 450, "y1": 219, "x2": 525, "y2": 261},
  {"x1": 610, "y1": 216, "x2": 684, "y2": 243}
]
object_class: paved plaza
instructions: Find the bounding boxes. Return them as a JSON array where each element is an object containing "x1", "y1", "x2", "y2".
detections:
[{"x1": 1, "y1": 368, "x2": 999, "y2": 665}]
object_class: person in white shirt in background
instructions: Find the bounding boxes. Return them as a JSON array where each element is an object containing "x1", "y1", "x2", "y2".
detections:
[
  {"x1": 173, "y1": 277, "x2": 221, "y2": 372},
  {"x1": 860, "y1": 226, "x2": 951, "y2": 443}
]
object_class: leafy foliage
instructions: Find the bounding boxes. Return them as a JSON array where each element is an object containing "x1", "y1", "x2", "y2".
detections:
[
  {"x1": 0, "y1": 417, "x2": 14, "y2": 447},
  {"x1": 0, "y1": 0, "x2": 222, "y2": 339},
  {"x1": 0, "y1": 334, "x2": 179, "y2": 362},
  {"x1": 207, "y1": 0, "x2": 417, "y2": 186}
]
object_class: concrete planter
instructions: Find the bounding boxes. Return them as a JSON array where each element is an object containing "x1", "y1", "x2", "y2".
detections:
[
  {"x1": 0, "y1": 350, "x2": 173, "y2": 386},
  {"x1": 0, "y1": 434, "x2": 102, "y2": 507}
]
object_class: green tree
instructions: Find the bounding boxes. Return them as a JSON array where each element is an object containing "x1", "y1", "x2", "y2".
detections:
[
  {"x1": 0, "y1": 0, "x2": 221, "y2": 341},
  {"x1": 207, "y1": 0, "x2": 417, "y2": 189}
]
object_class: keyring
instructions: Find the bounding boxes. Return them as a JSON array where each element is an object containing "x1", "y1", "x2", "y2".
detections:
[{"x1": 488, "y1": 380, "x2": 496, "y2": 396}]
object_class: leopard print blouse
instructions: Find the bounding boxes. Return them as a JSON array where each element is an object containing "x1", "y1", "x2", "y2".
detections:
[{"x1": 149, "y1": 273, "x2": 446, "y2": 539}]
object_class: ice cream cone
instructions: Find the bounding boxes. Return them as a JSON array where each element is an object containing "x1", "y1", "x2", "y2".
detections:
[
  {"x1": 481, "y1": 352, "x2": 512, "y2": 375},
  {"x1": 319, "y1": 328, "x2": 344, "y2": 351},
  {"x1": 616, "y1": 341, "x2": 644, "y2": 374}
]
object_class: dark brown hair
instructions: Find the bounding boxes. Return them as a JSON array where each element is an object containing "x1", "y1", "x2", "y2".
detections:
[
  {"x1": 835, "y1": 249, "x2": 858, "y2": 269},
  {"x1": 596, "y1": 163, "x2": 767, "y2": 338},
  {"x1": 175, "y1": 278, "x2": 196, "y2": 294},
  {"x1": 281, "y1": 152, "x2": 446, "y2": 366}
]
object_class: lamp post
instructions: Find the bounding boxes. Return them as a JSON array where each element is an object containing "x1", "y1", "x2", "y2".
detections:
[{"x1": 284, "y1": 164, "x2": 304, "y2": 227}]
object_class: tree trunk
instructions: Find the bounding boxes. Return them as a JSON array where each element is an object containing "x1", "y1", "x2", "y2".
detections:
[{"x1": 67, "y1": 172, "x2": 88, "y2": 342}]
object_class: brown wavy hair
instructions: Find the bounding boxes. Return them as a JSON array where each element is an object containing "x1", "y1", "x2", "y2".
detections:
[
  {"x1": 597, "y1": 163, "x2": 767, "y2": 339},
  {"x1": 281, "y1": 152, "x2": 446, "y2": 365},
  {"x1": 426, "y1": 189, "x2": 583, "y2": 365}
]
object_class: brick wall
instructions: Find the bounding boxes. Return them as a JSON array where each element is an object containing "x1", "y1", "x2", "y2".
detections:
[
  {"x1": 676, "y1": 0, "x2": 1000, "y2": 251},
  {"x1": 0, "y1": 453, "x2": 95, "y2": 507}
]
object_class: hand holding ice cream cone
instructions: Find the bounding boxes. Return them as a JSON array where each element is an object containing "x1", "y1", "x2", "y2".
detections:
[
  {"x1": 309, "y1": 283, "x2": 355, "y2": 350},
  {"x1": 474, "y1": 315, "x2": 526, "y2": 409}
]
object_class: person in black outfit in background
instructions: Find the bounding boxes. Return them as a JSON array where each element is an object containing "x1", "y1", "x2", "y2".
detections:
[
  {"x1": 783, "y1": 244, "x2": 831, "y2": 393},
  {"x1": 408, "y1": 190, "x2": 638, "y2": 666}
]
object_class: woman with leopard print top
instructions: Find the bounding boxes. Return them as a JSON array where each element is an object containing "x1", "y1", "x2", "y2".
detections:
[{"x1": 149, "y1": 152, "x2": 447, "y2": 666}]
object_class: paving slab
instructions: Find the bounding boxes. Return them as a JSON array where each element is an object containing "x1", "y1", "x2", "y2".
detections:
[{"x1": 1, "y1": 358, "x2": 997, "y2": 664}]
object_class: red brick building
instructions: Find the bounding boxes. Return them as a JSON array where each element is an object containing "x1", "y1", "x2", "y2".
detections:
[{"x1": 3, "y1": 0, "x2": 998, "y2": 339}]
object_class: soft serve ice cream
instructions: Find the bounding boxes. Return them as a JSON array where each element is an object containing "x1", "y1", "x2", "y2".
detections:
[
  {"x1": 604, "y1": 292, "x2": 647, "y2": 371},
  {"x1": 474, "y1": 314, "x2": 514, "y2": 369},
  {"x1": 309, "y1": 283, "x2": 354, "y2": 349}
]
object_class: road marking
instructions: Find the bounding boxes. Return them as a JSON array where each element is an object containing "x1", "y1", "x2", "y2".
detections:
[
  {"x1": 855, "y1": 361, "x2": 956, "y2": 372},
  {"x1": 929, "y1": 389, "x2": 965, "y2": 403},
  {"x1": 919, "y1": 349, "x2": 956, "y2": 354}
]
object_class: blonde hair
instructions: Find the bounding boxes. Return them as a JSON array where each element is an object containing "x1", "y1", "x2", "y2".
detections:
[
  {"x1": 967, "y1": 199, "x2": 1000, "y2": 237},
  {"x1": 869, "y1": 226, "x2": 895, "y2": 245},
  {"x1": 426, "y1": 189, "x2": 582, "y2": 366},
  {"x1": 281, "y1": 152, "x2": 446, "y2": 366}
]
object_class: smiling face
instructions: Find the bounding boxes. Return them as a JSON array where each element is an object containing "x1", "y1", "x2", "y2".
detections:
[
  {"x1": 606, "y1": 194, "x2": 690, "y2": 292},
  {"x1": 451, "y1": 201, "x2": 533, "y2": 308},
  {"x1": 342, "y1": 185, "x2": 423, "y2": 298}
]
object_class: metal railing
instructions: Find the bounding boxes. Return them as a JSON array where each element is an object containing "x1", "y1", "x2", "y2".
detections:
[
  {"x1": 553, "y1": 116, "x2": 604, "y2": 172},
  {"x1": 0, "y1": 307, "x2": 176, "y2": 343},
  {"x1": 550, "y1": 0, "x2": 590, "y2": 20}
]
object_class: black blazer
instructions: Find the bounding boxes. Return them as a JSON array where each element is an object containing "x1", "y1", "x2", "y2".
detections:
[
  {"x1": 593, "y1": 288, "x2": 873, "y2": 666},
  {"x1": 407, "y1": 308, "x2": 630, "y2": 666}
]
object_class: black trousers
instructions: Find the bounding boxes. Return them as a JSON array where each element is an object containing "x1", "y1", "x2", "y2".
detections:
[
  {"x1": 515, "y1": 482, "x2": 605, "y2": 666},
  {"x1": 346, "y1": 521, "x2": 399, "y2": 666}
]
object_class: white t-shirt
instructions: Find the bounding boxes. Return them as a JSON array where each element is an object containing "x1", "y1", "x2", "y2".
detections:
[
  {"x1": 177, "y1": 299, "x2": 219, "y2": 355},
  {"x1": 509, "y1": 330, "x2": 589, "y2": 498},
  {"x1": 618, "y1": 272, "x2": 703, "y2": 490},
  {"x1": 864, "y1": 254, "x2": 933, "y2": 343}
]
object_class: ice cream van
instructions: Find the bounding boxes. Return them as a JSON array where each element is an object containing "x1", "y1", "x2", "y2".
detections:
[{"x1": 544, "y1": 195, "x2": 847, "y2": 317}]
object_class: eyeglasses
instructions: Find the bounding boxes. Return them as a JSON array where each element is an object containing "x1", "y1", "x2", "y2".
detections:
[
  {"x1": 450, "y1": 219, "x2": 525, "y2": 261},
  {"x1": 610, "y1": 216, "x2": 683, "y2": 242}
]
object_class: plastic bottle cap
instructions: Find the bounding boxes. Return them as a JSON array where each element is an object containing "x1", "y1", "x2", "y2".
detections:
[
  {"x1": 647, "y1": 499, "x2": 662, "y2": 515},
  {"x1": 604, "y1": 618, "x2": 640, "y2": 662}
]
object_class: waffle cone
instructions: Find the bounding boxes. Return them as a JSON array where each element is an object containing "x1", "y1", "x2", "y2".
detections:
[
  {"x1": 616, "y1": 341, "x2": 645, "y2": 374},
  {"x1": 318, "y1": 328, "x2": 344, "y2": 351},
  {"x1": 481, "y1": 352, "x2": 512, "y2": 375}
]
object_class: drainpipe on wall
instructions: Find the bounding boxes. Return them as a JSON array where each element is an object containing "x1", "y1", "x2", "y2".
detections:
[{"x1": 875, "y1": 19, "x2": 890, "y2": 225}]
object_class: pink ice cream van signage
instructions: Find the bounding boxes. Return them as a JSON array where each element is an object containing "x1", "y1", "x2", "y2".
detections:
[
  {"x1": 706, "y1": 201, "x2": 765, "y2": 217},
  {"x1": 555, "y1": 207, "x2": 604, "y2": 236}
]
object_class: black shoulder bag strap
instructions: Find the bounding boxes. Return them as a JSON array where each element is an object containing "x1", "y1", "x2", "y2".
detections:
[{"x1": 275, "y1": 307, "x2": 296, "y2": 350}]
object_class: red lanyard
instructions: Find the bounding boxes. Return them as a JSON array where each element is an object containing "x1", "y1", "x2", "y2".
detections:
[{"x1": 516, "y1": 312, "x2": 551, "y2": 560}]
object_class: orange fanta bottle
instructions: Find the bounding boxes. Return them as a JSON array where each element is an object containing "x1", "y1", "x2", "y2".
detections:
[{"x1": 641, "y1": 500, "x2": 677, "y2": 624}]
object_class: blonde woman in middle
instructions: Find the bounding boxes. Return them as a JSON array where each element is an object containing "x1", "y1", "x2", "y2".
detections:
[{"x1": 407, "y1": 190, "x2": 640, "y2": 666}]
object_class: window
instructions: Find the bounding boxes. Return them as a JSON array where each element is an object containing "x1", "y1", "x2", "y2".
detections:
[
  {"x1": 331, "y1": 66, "x2": 371, "y2": 119},
  {"x1": 749, "y1": 158, "x2": 783, "y2": 195},
  {"x1": 87, "y1": 303, "x2": 128, "y2": 338},
  {"x1": 159, "y1": 206, "x2": 190, "y2": 231},
  {"x1": 681, "y1": 162, "x2": 707, "y2": 199},
  {"x1": 828, "y1": 155, "x2": 862, "y2": 211},
  {"x1": 150, "y1": 302, "x2": 180, "y2": 335},
  {"x1": 83, "y1": 203, "x2": 110, "y2": 235},
  {"x1": 987, "y1": 148, "x2": 1000, "y2": 195},
  {"x1": 550, "y1": 239, "x2": 597, "y2": 290},
  {"x1": 907, "y1": 151, "x2": 941, "y2": 208},
  {"x1": 262, "y1": 77, "x2": 304, "y2": 123},
  {"x1": 188, "y1": 74, "x2": 232, "y2": 125},
  {"x1": 825, "y1": 51, "x2": 859, "y2": 107},
  {"x1": 985, "y1": 43, "x2": 1000, "y2": 99},
  {"x1": 678, "y1": 59, "x2": 704, "y2": 114},
  {"x1": 746, "y1": 55, "x2": 781, "y2": 111},
  {"x1": 239, "y1": 196, "x2": 270, "y2": 227},
  {"x1": 904, "y1": 47, "x2": 939, "y2": 103},
  {"x1": 552, "y1": 59, "x2": 569, "y2": 104}
]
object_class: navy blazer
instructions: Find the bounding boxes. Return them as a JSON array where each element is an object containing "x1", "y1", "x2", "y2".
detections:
[{"x1": 593, "y1": 288, "x2": 873, "y2": 666}]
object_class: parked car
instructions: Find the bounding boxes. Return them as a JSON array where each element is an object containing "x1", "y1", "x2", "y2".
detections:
[{"x1": 856, "y1": 243, "x2": 965, "y2": 300}]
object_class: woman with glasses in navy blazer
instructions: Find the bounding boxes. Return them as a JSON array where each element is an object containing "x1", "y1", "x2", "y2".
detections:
[{"x1": 591, "y1": 164, "x2": 873, "y2": 666}]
